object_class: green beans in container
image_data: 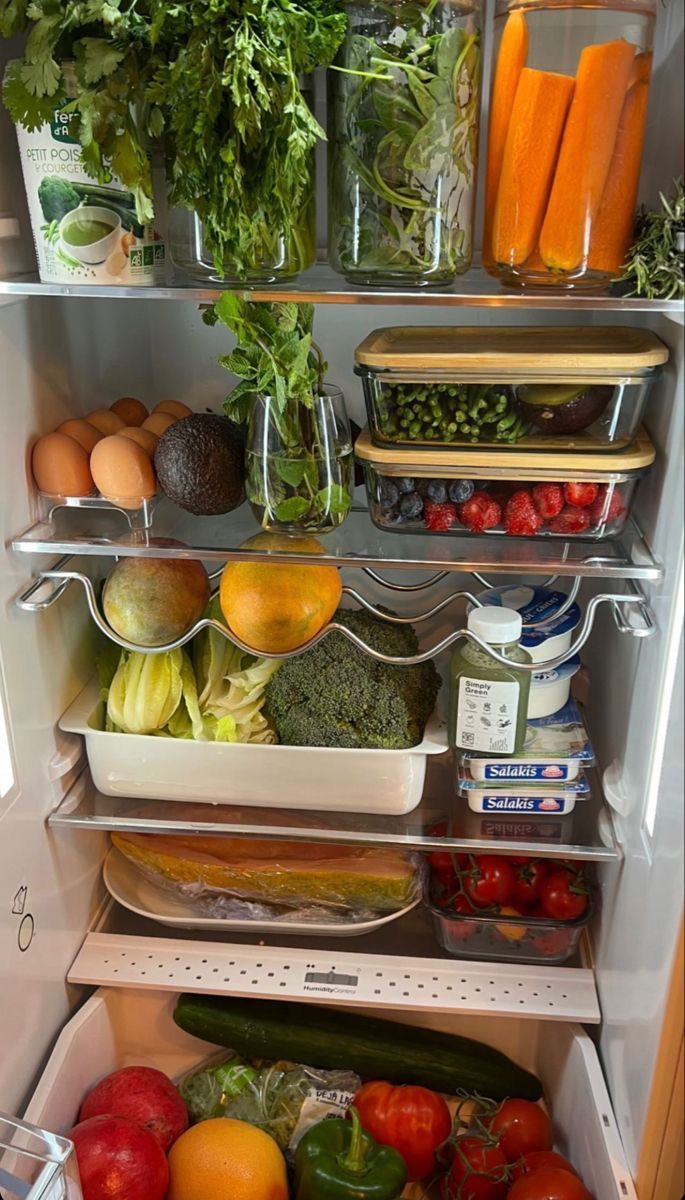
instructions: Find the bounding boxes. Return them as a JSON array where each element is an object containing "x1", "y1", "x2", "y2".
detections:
[{"x1": 354, "y1": 326, "x2": 669, "y2": 451}]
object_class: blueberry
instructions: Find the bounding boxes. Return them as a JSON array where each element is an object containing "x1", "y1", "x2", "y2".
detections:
[
  {"x1": 399, "y1": 491, "x2": 424, "y2": 519},
  {"x1": 426, "y1": 479, "x2": 448, "y2": 503},
  {"x1": 378, "y1": 478, "x2": 400, "y2": 509},
  {"x1": 397, "y1": 476, "x2": 417, "y2": 494},
  {"x1": 449, "y1": 479, "x2": 475, "y2": 504}
]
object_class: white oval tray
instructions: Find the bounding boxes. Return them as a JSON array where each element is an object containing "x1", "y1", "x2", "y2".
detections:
[{"x1": 103, "y1": 847, "x2": 421, "y2": 938}]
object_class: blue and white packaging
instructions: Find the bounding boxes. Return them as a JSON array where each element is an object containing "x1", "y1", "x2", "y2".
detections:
[
  {"x1": 460, "y1": 699, "x2": 594, "y2": 783},
  {"x1": 458, "y1": 764, "x2": 590, "y2": 817}
]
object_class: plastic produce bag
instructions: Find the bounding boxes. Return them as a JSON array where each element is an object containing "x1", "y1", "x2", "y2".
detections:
[{"x1": 178, "y1": 1053, "x2": 360, "y2": 1152}]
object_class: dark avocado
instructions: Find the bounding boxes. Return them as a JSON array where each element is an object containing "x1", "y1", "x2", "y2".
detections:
[
  {"x1": 515, "y1": 384, "x2": 613, "y2": 435},
  {"x1": 154, "y1": 413, "x2": 245, "y2": 515}
]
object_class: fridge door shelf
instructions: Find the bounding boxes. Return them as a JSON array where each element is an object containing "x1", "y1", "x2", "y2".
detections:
[
  {"x1": 49, "y1": 762, "x2": 621, "y2": 861},
  {"x1": 67, "y1": 902, "x2": 601, "y2": 1022},
  {"x1": 18, "y1": 561, "x2": 655, "y2": 665},
  {"x1": 10, "y1": 501, "x2": 664, "y2": 580}
]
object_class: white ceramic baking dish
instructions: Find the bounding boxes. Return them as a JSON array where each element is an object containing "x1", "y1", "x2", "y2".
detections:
[{"x1": 59, "y1": 681, "x2": 447, "y2": 814}]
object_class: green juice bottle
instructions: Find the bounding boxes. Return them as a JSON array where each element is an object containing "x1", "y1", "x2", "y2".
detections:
[{"x1": 449, "y1": 607, "x2": 532, "y2": 756}]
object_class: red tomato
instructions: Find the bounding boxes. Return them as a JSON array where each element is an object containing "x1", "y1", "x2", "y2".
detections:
[
  {"x1": 354, "y1": 1081, "x2": 452, "y2": 1181},
  {"x1": 447, "y1": 893, "x2": 479, "y2": 940},
  {"x1": 464, "y1": 856, "x2": 515, "y2": 908},
  {"x1": 506, "y1": 1167, "x2": 593, "y2": 1200},
  {"x1": 512, "y1": 861, "x2": 549, "y2": 907},
  {"x1": 540, "y1": 871, "x2": 589, "y2": 922},
  {"x1": 510, "y1": 1151, "x2": 580, "y2": 1181},
  {"x1": 486, "y1": 1099, "x2": 553, "y2": 1162},
  {"x1": 531, "y1": 928, "x2": 571, "y2": 959},
  {"x1": 441, "y1": 1135, "x2": 508, "y2": 1200}
]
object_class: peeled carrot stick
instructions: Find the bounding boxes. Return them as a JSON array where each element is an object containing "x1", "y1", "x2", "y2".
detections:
[
  {"x1": 483, "y1": 10, "x2": 529, "y2": 266},
  {"x1": 492, "y1": 68, "x2": 575, "y2": 267},
  {"x1": 589, "y1": 52, "x2": 653, "y2": 274},
  {"x1": 539, "y1": 38, "x2": 636, "y2": 273}
]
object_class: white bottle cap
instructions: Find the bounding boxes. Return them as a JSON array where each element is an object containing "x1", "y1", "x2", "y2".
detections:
[{"x1": 468, "y1": 606, "x2": 523, "y2": 645}]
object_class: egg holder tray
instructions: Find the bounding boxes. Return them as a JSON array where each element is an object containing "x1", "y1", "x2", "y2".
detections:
[
  {"x1": 16, "y1": 559, "x2": 655, "y2": 669},
  {"x1": 38, "y1": 490, "x2": 159, "y2": 533}
]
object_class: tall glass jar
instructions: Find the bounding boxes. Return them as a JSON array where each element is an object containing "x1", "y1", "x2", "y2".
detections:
[
  {"x1": 483, "y1": 0, "x2": 656, "y2": 290},
  {"x1": 328, "y1": 0, "x2": 483, "y2": 287},
  {"x1": 168, "y1": 199, "x2": 315, "y2": 286},
  {"x1": 246, "y1": 385, "x2": 354, "y2": 534}
]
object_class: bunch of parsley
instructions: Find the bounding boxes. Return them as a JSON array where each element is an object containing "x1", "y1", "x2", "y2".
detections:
[{"x1": 1, "y1": 0, "x2": 346, "y2": 273}]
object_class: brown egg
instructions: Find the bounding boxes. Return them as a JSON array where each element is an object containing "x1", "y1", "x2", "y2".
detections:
[
  {"x1": 86, "y1": 408, "x2": 126, "y2": 436},
  {"x1": 90, "y1": 435, "x2": 157, "y2": 509},
  {"x1": 142, "y1": 411, "x2": 178, "y2": 437},
  {"x1": 110, "y1": 396, "x2": 149, "y2": 426},
  {"x1": 153, "y1": 400, "x2": 193, "y2": 419},
  {"x1": 119, "y1": 426, "x2": 159, "y2": 458},
  {"x1": 56, "y1": 418, "x2": 104, "y2": 454},
  {"x1": 32, "y1": 432, "x2": 95, "y2": 496}
]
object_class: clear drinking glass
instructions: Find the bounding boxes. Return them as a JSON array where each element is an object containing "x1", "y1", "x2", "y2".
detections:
[
  {"x1": 246, "y1": 385, "x2": 354, "y2": 533},
  {"x1": 168, "y1": 201, "x2": 315, "y2": 286},
  {"x1": 483, "y1": 0, "x2": 656, "y2": 289},
  {"x1": 328, "y1": 0, "x2": 483, "y2": 287}
]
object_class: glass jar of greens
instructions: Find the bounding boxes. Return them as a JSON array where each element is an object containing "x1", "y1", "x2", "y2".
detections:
[
  {"x1": 168, "y1": 201, "x2": 315, "y2": 286},
  {"x1": 246, "y1": 385, "x2": 354, "y2": 534},
  {"x1": 328, "y1": 0, "x2": 483, "y2": 287}
]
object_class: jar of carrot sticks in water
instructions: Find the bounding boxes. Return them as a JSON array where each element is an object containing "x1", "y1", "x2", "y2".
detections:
[{"x1": 483, "y1": 0, "x2": 656, "y2": 290}]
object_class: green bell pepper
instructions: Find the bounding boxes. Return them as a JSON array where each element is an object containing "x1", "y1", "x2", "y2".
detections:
[{"x1": 295, "y1": 1106, "x2": 407, "y2": 1200}]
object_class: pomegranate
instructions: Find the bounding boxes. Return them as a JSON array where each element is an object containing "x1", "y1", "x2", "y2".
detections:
[
  {"x1": 79, "y1": 1065, "x2": 188, "y2": 1151},
  {"x1": 68, "y1": 1115, "x2": 169, "y2": 1200}
]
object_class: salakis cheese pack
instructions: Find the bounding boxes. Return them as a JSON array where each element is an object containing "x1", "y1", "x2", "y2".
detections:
[{"x1": 14, "y1": 97, "x2": 164, "y2": 286}]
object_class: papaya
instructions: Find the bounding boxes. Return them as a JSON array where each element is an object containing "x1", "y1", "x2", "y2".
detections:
[{"x1": 219, "y1": 533, "x2": 342, "y2": 655}]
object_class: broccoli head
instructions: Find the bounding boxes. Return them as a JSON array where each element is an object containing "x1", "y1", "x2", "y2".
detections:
[
  {"x1": 264, "y1": 607, "x2": 441, "y2": 749},
  {"x1": 38, "y1": 177, "x2": 80, "y2": 223}
]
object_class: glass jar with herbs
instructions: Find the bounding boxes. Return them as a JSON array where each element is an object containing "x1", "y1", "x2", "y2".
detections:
[{"x1": 328, "y1": 0, "x2": 483, "y2": 287}]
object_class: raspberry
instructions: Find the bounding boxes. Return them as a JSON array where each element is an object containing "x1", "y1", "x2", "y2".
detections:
[
  {"x1": 504, "y1": 489, "x2": 544, "y2": 536},
  {"x1": 564, "y1": 481, "x2": 599, "y2": 508},
  {"x1": 457, "y1": 490, "x2": 502, "y2": 533},
  {"x1": 589, "y1": 484, "x2": 626, "y2": 526},
  {"x1": 424, "y1": 499, "x2": 458, "y2": 531},
  {"x1": 532, "y1": 483, "x2": 564, "y2": 520},
  {"x1": 549, "y1": 506, "x2": 591, "y2": 534}
]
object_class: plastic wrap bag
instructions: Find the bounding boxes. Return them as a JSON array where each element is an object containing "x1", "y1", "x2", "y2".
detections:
[
  {"x1": 179, "y1": 1053, "x2": 360, "y2": 1151},
  {"x1": 111, "y1": 832, "x2": 425, "y2": 920}
]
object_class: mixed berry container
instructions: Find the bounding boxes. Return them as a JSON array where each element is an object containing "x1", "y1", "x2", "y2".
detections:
[
  {"x1": 355, "y1": 428, "x2": 655, "y2": 540},
  {"x1": 355, "y1": 326, "x2": 668, "y2": 451}
]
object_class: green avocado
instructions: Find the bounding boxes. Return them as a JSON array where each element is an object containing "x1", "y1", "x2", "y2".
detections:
[
  {"x1": 516, "y1": 384, "x2": 613, "y2": 435},
  {"x1": 154, "y1": 413, "x2": 245, "y2": 515}
]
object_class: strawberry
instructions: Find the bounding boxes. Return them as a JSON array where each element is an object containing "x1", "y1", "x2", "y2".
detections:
[
  {"x1": 548, "y1": 506, "x2": 591, "y2": 534},
  {"x1": 504, "y1": 489, "x2": 544, "y2": 536},
  {"x1": 457, "y1": 491, "x2": 502, "y2": 533},
  {"x1": 564, "y1": 481, "x2": 599, "y2": 508},
  {"x1": 589, "y1": 484, "x2": 626, "y2": 526},
  {"x1": 424, "y1": 499, "x2": 458, "y2": 531},
  {"x1": 532, "y1": 483, "x2": 564, "y2": 520}
]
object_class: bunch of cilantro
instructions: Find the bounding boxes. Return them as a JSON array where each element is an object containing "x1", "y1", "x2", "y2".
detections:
[{"x1": 1, "y1": 0, "x2": 346, "y2": 273}]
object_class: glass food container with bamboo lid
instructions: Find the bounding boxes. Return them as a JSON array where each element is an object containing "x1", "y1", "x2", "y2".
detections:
[
  {"x1": 355, "y1": 425, "x2": 656, "y2": 539},
  {"x1": 354, "y1": 325, "x2": 668, "y2": 450}
]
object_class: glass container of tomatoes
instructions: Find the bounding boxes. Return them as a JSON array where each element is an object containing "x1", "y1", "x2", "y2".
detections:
[{"x1": 427, "y1": 853, "x2": 594, "y2": 964}]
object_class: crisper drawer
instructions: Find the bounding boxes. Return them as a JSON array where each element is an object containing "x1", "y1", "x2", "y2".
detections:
[{"x1": 23, "y1": 988, "x2": 636, "y2": 1200}]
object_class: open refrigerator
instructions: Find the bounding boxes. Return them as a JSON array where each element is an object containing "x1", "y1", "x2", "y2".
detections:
[{"x1": 0, "y1": 0, "x2": 683, "y2": 1197}]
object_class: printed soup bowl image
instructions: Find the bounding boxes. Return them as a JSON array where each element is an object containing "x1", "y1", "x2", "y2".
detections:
[{"x1": 58, "y1": 205, "x2": 122, "y2": 264}]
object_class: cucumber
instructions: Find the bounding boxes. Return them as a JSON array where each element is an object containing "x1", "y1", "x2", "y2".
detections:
[{"x1": 173, "y1": 994, "x2": 542, "y2": 1101}]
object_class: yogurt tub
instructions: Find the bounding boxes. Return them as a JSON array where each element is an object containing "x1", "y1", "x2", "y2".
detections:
[
  {"x1": 474, "y1": 585, "x2": 582, "y2": 664},
  {"x1": 529, "y1": 655, "x2": 581, "y2": 719}
]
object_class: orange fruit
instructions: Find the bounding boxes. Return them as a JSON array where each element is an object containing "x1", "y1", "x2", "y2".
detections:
[
  {"x1": 219, "y1": 533, "x2": 342, "y2": 655},
  {"x1": 167, "y1": 1118, "x2": 288, "y2": 1200}
]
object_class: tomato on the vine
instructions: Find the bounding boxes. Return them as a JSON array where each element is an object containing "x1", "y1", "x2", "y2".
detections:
[
  {"x1": 531, "y1": 928, "x2": 571, "y2": 958},
  {"x1": 512, "y1": 860, "x2": 549, "y2": 907},
  {"x1": 464, "y1": 856, "x2": 515, "y2": 908},
  {"x1": 510, "y1": 1150, "x2": 579, "y2": 1181},
  {"x1": 354, "y1": 1080, "x2": 452, "y2": 1181},
  {"x1": 540, "y1": 870, "x2": 589, "y2": 922},
  {"x1": 441, "y1": 1135, "x2": 508, "y2": 1200},
  {"x1": 506, "y1": 1166, "x2": 593, "y2": 1200},
  {"x1": 447, "y1": 894, "x2": 478, "y2": 941},
  {"x1": 486, "y1": 1099, "x2": 553, "y2": 1162}
]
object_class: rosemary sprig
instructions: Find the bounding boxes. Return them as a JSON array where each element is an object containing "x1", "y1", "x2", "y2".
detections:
[{"x1": 617, "y1": 178, "x2": 685, "y2": 300}]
